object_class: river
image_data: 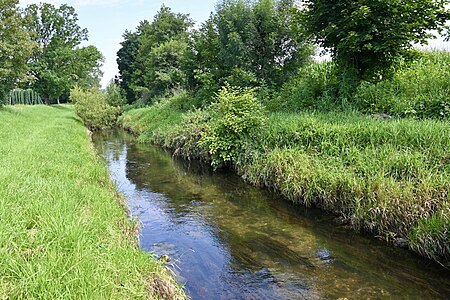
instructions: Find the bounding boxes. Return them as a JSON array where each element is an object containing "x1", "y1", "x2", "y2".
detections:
[{"x1": 93, "y1": 130, "x2": 449, "y2": 299}]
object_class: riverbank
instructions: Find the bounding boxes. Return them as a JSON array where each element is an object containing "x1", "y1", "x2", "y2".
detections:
[
  {"x1": 120, "y1": 98, "x2": 450, "y2": 265},
  {"x1": 0, "y1": 105, "x2": 185, "y2": 299}
]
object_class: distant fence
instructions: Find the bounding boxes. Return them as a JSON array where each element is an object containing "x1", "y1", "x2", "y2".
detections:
[{"x1": 9, "y1": 89, "x2": 43, "y2": 105}]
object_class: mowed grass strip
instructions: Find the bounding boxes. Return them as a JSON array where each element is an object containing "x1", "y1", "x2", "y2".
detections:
[{"x1": 0, "y1": 105, "x2": 184, "y2": 299}]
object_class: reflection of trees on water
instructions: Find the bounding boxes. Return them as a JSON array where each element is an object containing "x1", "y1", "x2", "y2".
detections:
[
  {"x1": 94, "y1": 130, "x2": 450, "y2": 299},
  {"x1": 92, "y1": 130, "x2": 128, "y2": 163}
]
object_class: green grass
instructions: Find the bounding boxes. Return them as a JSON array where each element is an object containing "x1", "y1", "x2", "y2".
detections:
[
  {"x1": 120, "y1": 94, "x2": 194, "y2": 138},
  {"x1": 0, "y1": 105, "x2": 185, "y2": 299},
  {"x1": 271, "y1": 50, "x2": 450, "y2": 119},
  {"x1": 237, "y1": 111, "x2": 450, "y2": 262},
  {"x1": 354, "y1": 51, "x2": 450, "y2": 119},
  {"x1": 120, "y1": 98, "x2": 450, "y2": 263}
]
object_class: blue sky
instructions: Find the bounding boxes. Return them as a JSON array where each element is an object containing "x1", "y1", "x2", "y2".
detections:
[{"x1": 20, "y1": 1, "x2": 449, "y2": 87}]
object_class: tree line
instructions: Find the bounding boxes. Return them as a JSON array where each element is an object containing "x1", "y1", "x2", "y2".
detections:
[
  {"x1": 0, "y1": 0, "x2": 103, "y2": 105},
  {"x1": 117, "y1": 0, "x2": 449, "y2": 106}
]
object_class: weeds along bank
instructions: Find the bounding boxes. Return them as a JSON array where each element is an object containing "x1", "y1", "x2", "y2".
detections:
[
  {"x1": 270, "y1": 51, "x2": 450, "y2": 119},
  {"x1": 0, "y1": 105, "x2": 184, "y2": 299},
  {"x1": 120, "y1": 86, "x2": 450, "y2": 265}
]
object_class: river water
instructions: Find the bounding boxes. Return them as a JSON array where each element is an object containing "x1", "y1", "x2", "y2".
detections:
[{"x1": 93, "y1": 130, "x2": 449, "y2": 299}]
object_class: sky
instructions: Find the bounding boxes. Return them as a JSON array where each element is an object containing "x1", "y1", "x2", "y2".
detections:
[{"x1": 19, "y1": 1, "x2": 450, "y2": 88}]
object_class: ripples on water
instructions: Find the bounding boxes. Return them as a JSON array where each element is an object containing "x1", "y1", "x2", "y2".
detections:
[{"x1": 94, "y1": 130, "x2": 450, "y2": 300}]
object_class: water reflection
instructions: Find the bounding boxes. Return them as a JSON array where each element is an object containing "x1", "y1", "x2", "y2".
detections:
[{"x1": 93, "y1": 130, "x2": 450, "y2": 299}]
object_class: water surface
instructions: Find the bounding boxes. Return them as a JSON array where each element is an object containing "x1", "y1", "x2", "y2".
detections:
[{"x1": 93, "y1": 130, "x2": 450, "y2": 299}]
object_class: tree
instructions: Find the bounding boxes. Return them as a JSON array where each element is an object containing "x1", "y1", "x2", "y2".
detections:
[
  {"x1": 135, "y1": 6, "x2": 193, "y2": 100},
  {"x1": 116, "y1": 30, "x2": 140, "y2": 103},
  {"x1": 24, "y1": 3, "x2": 103, "y2": 103},
  {"x1": 117, "y1": 6, "x2": 194, "y2": 104},
  {"x1": 300, "y1": 0, "x2": 450, "y2": 79},
  {"x1": 105, "y1": 79, "x2": 126, "y2": 108},
  {"x1": 251, "y1": 0, "x2": 313, "y2": 84},
  {"x1": 71, "y1": 46, "x2": 104, "y2": 89},
  {"x1": 216, "y1": 0, "x2": 258, "y2": 72},
  {"x1": 193, "y1": 0, "x2": 313, "y2": 88},
  {"x1": 0, "y1": 0, "x2": 35, "y2": 104},
  {"x1": 185, "y1": 15, "x2": 223, "y2": 99}
]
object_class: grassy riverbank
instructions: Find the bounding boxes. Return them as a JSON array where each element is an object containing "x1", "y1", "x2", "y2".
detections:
[
  {"x1": 120, "y1": 97, "x2": 450, "y2": 264},
  {"x1": 0, "y1": 105, "x2": 184, "y2": 299}
]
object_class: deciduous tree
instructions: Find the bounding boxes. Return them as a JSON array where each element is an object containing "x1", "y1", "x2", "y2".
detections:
[
  {"x1": 135, "y1": 6, "x2": 193, "y2": 100},
  {"x1": 25, "y1": 3, "x2": 103, "y2": 103},
  {"x1": 195, "y1": 0, "x2": 313, "y2": 87},
  {"x1": 116, "y1": 30, "x2": 139, "y2": 103},
  {"x1": 0, "y1": 0, "x2": 35, "y2": 104},
  {"x1": 300, "y1": 0, "x2": 450, "y2": 79}
]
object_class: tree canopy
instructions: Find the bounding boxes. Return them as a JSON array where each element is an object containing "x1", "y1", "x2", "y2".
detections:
[
  {"x1": 300, "y1": 0, "x2": 450, "y2": 79},
  {"x1": 24, "y1": 3, "x2": 103, "y2": 103},
  {"x1": 117, "y1": 0, "x2": 313, "y2": 105},
  {"x1": 0, "y1": 0, "x2": 35, "y2": 104},
  {"x1": 117, "y1": 6, "x2": 193, "y2": 103}
]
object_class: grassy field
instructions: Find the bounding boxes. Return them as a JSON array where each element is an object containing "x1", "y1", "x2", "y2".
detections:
[
  {"x1": 0, "y1": 105, "x2": 184, "y2": 299},
  {"x1": 120, "y1": 98, "x2": 450, "y2": 264}
]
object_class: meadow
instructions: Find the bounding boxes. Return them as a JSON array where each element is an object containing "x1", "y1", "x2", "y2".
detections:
[{"x1": 0, "y1": 105, "x2": 184, "y2": 299}]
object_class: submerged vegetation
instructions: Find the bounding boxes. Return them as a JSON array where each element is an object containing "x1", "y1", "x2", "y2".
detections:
[{"x1": 0, "y1": 106, "x2": 184, "y2": 298}]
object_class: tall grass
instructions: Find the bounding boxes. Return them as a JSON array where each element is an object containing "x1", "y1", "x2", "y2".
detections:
[
  {"x1": 354, "y1": 51, "x2": 450, "y2": 119},
  {"x1": 236, "y1": 111, "x2": 450, "y2": 262},
  {"x1": 0, "y1": 105, "x2": 185, "y2": 299},
  {"x1": 120, "y1": 93, "x2": 199, "y2": 142},
  {"x1": 273, "y1": 50, "x2": 450, "y2": 119}
]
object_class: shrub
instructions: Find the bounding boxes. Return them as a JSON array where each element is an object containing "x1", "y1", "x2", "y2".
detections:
[
  {"x1": 105, "y1": 80, "x2": 127, "y2": 109},
  {"x1": 162, "y1": 109, "x2": 210, "y2": 161},
  {"x1": 198, "y1": 84, "x2": 266, "y2": 167},
  {"x1": 272, "y1": 61, "x2": 338, "y2": 112},
  {"x1": 353, "y1": 51, "x2": 450, "y2": 119},
  {"x1": 71, "y1": 86, "x2": 120, "y2": 130}
]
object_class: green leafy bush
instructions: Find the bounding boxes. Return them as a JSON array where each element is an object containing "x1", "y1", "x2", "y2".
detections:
[
  {"x1": 199, "y1": 84, "x2": 266, "y2": 167},
  {"x1": 354, "y1": 51, "x2": 450, "y2": 119},
  {"x1": 162, "y1": 109, "x2": 210, "y2": 160},
  {"x1": 273, "y1": 61, "x2": 337, "y2": 112},
  {"x1": 105, "y1": 80, "x2": 127, "y2": 109},
  {"x1": 71, "y1": 86, "x2": 120, "y2": 130}
]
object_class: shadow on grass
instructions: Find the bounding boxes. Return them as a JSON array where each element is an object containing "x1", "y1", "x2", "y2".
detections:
[
  {"x1": 49, "y1": 105, "x2": 84, "y2": 125},
  {"x1": 51, "y1": 104, "x2": 72, "y2": 111},
  {"x1": 66, "y1": 116, "x2": 83, "y2": 125}
]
